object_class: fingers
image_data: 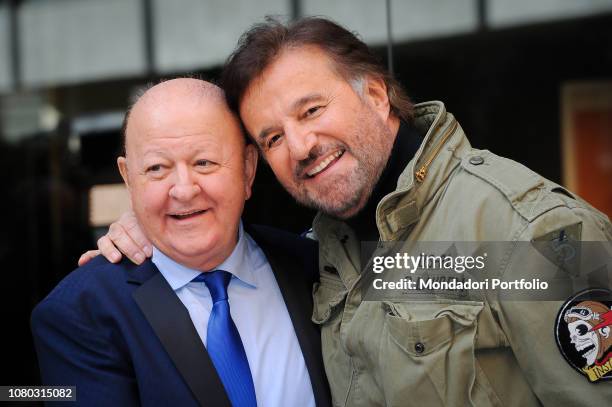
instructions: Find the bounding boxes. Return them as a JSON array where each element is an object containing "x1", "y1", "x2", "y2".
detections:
[
  {"x1": 105, "y1": 222, "x2": 147, "y2": 265},
  {"x1": 78, "y1": 250, "x2": 100, "y2": 267},
  {"x1": 119, "y1": 212, "x2": 152, "y2": 257},
  {"x1": 79, "y1": 210, "x2": 152, "y2": 267},
  {"x1": 97, "y1": 234, "x2": 124, "y2": 263}
]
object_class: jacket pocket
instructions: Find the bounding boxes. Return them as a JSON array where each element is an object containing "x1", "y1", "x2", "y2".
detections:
[
  {"x1": 311, "y1": 272, "x2": 351, "y2": 407},
  {"x1": 383, "y1": 300, "x2": 482, "y2": 356},
  {"x1": 378, "y1": 300, "x2": 501, "y2": 407},
  {"x1": 312, "y1": 272, "x2": 348, "y2": 325}
]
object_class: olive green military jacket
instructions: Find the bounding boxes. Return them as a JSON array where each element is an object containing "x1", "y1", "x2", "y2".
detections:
[{"x1": 311, "y1": 101, "x2": 612, "y2": 406}]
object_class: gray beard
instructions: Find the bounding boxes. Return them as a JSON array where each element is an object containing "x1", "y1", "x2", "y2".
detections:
[{"x1": 283, "y1": 109, "x2": 393, "y2": 219}]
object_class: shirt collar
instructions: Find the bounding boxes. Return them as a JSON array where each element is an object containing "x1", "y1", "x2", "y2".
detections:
[{"x1": 151, "y1": 221, "x2": 258, "y2": 291}]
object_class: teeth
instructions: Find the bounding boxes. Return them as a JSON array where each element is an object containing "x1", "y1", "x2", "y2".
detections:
[
  {"x1": 172, "y1": 210, "x2": 203, "y2": 218},
  {"x1": 578, "y1": 342, "x2": 593, "y2": 351},
  {"x1": 577, "y1": 344, "x2": 596, "y2": 356},
  {"x1": 307, "y1": 150, "x2": 343, "y2": 177}
]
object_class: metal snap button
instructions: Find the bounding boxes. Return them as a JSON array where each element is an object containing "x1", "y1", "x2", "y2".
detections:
[
  {"x1": 414, "y1": 342, "x2": 425, "y2": 354},
  {"x1": 469, "y1": 156, "x2": 484, "y2": 165}
]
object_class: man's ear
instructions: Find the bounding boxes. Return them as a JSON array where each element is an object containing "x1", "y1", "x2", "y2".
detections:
[
  {"x1": 117, "y1": 156, "x2": 130, "y2": 192},
  {"x1": 244, "y1": 144, "x2": 258, "y2": 200},
  {"x1": 364, "y1": 75, "x2": 391, "y2": 121}
]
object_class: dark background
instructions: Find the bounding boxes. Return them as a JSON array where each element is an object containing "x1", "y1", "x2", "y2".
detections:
[{"x1": 0, "y1": 11, "x2": 611, "y2": 394}]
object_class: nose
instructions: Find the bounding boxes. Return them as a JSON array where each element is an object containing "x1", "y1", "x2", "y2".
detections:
[
  {"x1": 169, "y1": 167, "x2": 201, "y2": 201},
  {"x1": 285, "y1": 124, "x2": 317, "y2": 161}
]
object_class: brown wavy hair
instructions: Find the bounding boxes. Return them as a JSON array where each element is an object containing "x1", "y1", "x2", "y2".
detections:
[{"x1": 221, "y1": 16, "x2": 413, "y2": 123}]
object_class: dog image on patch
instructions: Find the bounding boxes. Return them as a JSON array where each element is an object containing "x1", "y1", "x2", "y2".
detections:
[{"x1": 564, "y1": 301, "x2": 612, "y2": 368}]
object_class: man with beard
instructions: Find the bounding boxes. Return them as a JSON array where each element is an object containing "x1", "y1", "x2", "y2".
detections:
[{"x1": 83, "y1": 17, "x2": 612, "y2": 406}]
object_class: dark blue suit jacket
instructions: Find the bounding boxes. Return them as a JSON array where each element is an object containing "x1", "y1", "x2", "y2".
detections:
[{"x1": 32, "y1": 225, "x2": 330, "y2": 406}]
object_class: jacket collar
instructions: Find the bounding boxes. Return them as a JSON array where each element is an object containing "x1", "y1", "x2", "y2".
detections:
[{"x1": 124, "y1": 257, "x2": 157, "y2": 285}]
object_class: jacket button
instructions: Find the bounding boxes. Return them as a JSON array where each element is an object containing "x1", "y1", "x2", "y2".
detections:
[
  {"x1": 469, "y1": 156, "x2": 484, "y2": 165},
  {"x1": 414, "y1": 342, "x2": 425, "y2": 354}
]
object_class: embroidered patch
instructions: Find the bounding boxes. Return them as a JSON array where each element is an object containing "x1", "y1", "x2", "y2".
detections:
[{"x1": 555, "y1": 288, "x2": 612, "y2": 382}]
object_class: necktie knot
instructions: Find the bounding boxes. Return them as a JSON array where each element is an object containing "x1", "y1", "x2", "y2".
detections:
[{"x1": 193, "y1": 270, "x2": 231, "y2": 303}]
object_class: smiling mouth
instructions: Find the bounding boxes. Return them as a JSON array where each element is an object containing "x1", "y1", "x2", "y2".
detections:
[
  {"x1": 578, "y1": 344, "x2": 596, "y2": 357},
  {"x1": 306, "y1": 150, "x2": 345, "y2": 178},
  {"x1": 168, "y1": 209, "x2": 206, "y2": 220}
]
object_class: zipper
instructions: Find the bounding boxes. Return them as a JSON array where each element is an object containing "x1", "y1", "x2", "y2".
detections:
[{"x1": 414, "y1": 120, "x2": 458, "y2": 183}]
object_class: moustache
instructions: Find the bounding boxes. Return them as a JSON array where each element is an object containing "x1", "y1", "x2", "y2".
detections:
[{"x1": 294, "y1": 144, "x2": 345, "y2": 179}]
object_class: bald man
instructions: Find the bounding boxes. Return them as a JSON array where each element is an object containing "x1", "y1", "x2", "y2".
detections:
[{"x1": 31, "y1": 79, "x2": 330, "y2": 407}]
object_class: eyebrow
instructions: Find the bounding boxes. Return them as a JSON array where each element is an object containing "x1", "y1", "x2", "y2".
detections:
[{"x1": 256, "y1": 93, "x2": 325, "y2": 141}]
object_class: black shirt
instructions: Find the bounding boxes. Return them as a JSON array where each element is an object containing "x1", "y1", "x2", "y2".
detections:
[{"x1": 346, "y1": 120, "x2": 423, "y2": 242}]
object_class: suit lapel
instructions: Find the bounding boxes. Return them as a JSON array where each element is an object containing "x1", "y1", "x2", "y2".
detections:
[{"x1": 132, "y1": 265, "x2": 231, "y2": 407}]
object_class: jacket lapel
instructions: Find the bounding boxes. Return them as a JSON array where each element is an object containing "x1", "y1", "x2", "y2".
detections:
[{"x1": 131, "y1": 263, "x2": 231, "y2": 407}]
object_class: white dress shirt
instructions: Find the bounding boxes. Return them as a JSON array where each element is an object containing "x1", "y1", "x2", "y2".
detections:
[{"x1": 152, "y1": 223, "x2": 316, "y2": 407}]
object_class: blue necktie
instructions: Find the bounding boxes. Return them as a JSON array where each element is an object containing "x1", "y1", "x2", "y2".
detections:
[{"x1": 192, "y1": 271, "x2": 257, "y2": 407}]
